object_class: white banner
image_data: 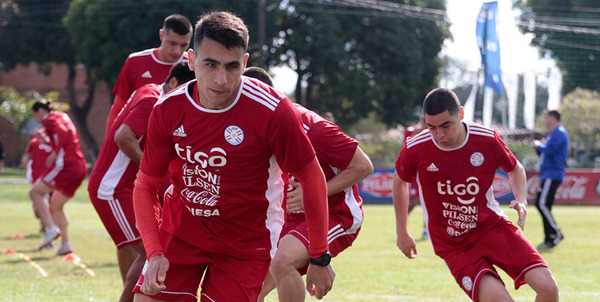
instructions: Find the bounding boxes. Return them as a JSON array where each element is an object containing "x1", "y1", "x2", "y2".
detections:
[
  {"x1": 547, "y1": 66, "x2": 562, "y2": 110},
  {"x1": 523, "y1": 71, "x2": 536, "y2": 130}
]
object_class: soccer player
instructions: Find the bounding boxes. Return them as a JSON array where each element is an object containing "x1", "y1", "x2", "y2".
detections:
[
  {"x1": 21, "y1": 131, "x2": 54, "y2": 232},
  {"x1": 532, "y1": 110, "x2": 568, "y2": 249},
  {"x1": 30, "y1": 100, "x2": 88, "y2": 256},
  {"x1": 88, "y1": 61, "x2": 195, "y2": 302},
  {"x1": 243, "y1": 66, "x2": 373, "y2": 302},
  {"x1": 132, "y1": 12, "x2": 334, "y2": 302},
  {"x1": 106, "y1": 14, "x2": 192, "y2": 133},
  {"x1": 393, "y1": 88, "x2": 559, "y2": 301}
]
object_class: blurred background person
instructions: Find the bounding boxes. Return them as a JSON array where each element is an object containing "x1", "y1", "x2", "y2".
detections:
[
  {"x1": 30, "y1": 99, "x2": 87, "y2": 256},
  {"x1": 532, "y1": 109, "x2": 568, "y2": 250},
  {"x1": 106, "y1": 14, "x2": 192, "y2": 133}
]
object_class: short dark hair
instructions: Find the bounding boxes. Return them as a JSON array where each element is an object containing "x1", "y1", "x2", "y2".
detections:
[
  {"x1": 163, "y1": 14, "x2": 192, "y2": 36},
  {"x1": 545, "y1": 109, "x2": 561, "y2": 121},
  {"x1": 32, "y1": 99, "x2": 56, "y2": 112},
  {"x1": 423, "y1": 88, "x2": 461, "y2": 116},
  {"x1": 165, "y1": 61, "x2": 195, "y2": 86},
  {"x1": 243, "y1": 67, "x2": 274, "y2": 87},
  {"x1": 194, "y1": 11, "x2": 249, "y2": 51}
]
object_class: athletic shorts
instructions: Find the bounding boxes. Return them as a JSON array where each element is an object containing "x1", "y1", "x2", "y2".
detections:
[
  {"x1": 133, "y1": 230, "x2": 270, "y2": 302},
  {"x1": 41, "y1": 160, "x2": 86, "y2": 197},
  {"x1": 282, "y1": 213, "x2": 360, "y2": 275},
  {"x1": 89, "y1": 192, "x2": 141, "y2": 248},
  {"x1": 443, "y1": 220, "x2": 547, "y2": 301}
]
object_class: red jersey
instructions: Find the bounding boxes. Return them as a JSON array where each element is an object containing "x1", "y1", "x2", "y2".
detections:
[
  {"x1": 140, "y1": 77, "x2": 316, "y2": 260},
  {"x1": 89, "y1": 84, "x2": 162, "y2": 199},
  {"x1": 291, "y1": 104, "x2": 363, "y2": 232},
  {"x1": 395, "y1": 123, "x2": 517, "y2": 257},
  {"x1": 42, "y1": 111, "x2": 86, "y2": 167},
  {"x1": 24, "y1": 136, "x2": 53, "y2": 182},
  {"x1": 112, "y1": 48, "x2": 187, "y2": 100}
]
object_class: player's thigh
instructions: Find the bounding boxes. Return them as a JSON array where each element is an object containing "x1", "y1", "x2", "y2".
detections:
[
  {"x1": 523, "y1": 267, "x2": 558, "y2": 296},
  {"x1": 272, "y1": 234, "x2": 309, "y2": 270},
  {"x1": 478, "y1": 274, "x2": 512, "y2": 302}
]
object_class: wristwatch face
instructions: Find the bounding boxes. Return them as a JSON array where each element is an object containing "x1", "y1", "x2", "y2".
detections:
[{"x1": 310, "y1": 252, "x2": 331, "y2": 266}]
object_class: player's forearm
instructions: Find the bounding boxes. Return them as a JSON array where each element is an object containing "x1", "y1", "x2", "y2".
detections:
[
  {"x1": 392, "y1": 173, "x2": 411, "y2": 236},
  {"x1": 508, "y1": 161, "x2": 528, "y2": 202},
  {"x1": 294, "y1": 157, "x2": 329, "y2": 258},
  {"x1": 326, "y1": 147, "x2": 373, "y2": 196},
  {"x1": 115, "y1": 124, "x2": 143, "y2": 165},
  {"x1": 133, "y1": 171, "x2": 164, "y2": 259}
]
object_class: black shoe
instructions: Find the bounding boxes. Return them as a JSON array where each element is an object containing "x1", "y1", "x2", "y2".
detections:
[
  {"x1": 536, "y1": 242, "x2": 556, "y2": 250},
  {"x1": 552, "y1": 234, "x2": 564, "y2": 246}
]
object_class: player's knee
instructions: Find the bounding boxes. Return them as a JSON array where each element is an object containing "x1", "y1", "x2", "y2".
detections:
[
  {"x1": 536, "y1": 279, "x2": 559, "y2": 301},
  {"x1": 269, "y1": 253, "x2": 296, "y2": 278}
]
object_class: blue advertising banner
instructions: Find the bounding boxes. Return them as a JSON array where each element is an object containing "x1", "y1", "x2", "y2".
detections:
[{"x1": 476, "y1": 1, "x2": 503, "y2": 98}]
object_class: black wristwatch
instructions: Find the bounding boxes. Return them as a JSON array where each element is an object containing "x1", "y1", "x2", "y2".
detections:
[{"x1": 309, "y1": 252, "x2": 331, "y2": 267}]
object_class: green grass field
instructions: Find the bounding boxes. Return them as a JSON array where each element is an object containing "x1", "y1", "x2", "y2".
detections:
[{"x1": 1, "y1": 176, "x2": 599, "y2": 301}]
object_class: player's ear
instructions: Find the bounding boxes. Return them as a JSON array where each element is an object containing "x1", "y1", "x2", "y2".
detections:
[
  {"x1": 243, "y1": 53, "x2": 249, "y2": 68},
  {"x1": 459, "y1": 106, "x2": 464, "y2": 120},
  {"x1": 165, "y1": 77, "x2": 178, "y2": 92},
  {"x1": 159, "y1": 29, "x2": 164, "y2": 41},
  {"x1": 188, "y1": 49, "x2": 195, "y2": 70}
]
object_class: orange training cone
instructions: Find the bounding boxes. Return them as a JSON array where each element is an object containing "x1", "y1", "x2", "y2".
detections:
[
  {"x1": 3, "y1": 248, "x2": 16, "y2": 255},
  {"x1": 62, "y1": 252, "x2": 80, "y2": 262},
  {"x1": 12, "y1": 233, "x2": 24, "y2": 239}
]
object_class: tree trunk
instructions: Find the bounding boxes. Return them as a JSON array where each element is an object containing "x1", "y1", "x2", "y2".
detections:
[
  {"x1": 295, "y1": 70, "x2": 304, "y2": 106},
  {"x1": 66, "y1": 64, "x2": 99, "y2": 162}
]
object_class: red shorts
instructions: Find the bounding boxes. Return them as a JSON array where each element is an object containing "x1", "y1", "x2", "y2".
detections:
[
  {"x1": 133, "y1": 230, "x2": 270, "y2": 302},
  {"x1": 442, "y1": 220, "x2": 547, "y2": 301},
  {"x1": 41, "y1": 160, "x2": 86, "y2": 197},
  {"x1": 89, "y1": 192, "x2": 140, "y2": 248},
  {"x1": 282, "y1": 213, "x2": 360, "y2": 275}
]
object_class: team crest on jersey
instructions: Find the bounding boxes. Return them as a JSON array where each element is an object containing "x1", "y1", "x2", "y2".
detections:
[
  {"x1": 224, "y1": 125, "x2": 244, "y2": 145},
  {"x1": 462, "y1": 276, "x2": 473, "y2": 291},
  {"x1": 470, "y1": 152, "x2": 484, "y2": 167}
]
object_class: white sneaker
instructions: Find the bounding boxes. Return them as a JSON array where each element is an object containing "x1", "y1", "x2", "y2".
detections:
[
  {"x1": 55, "y1": 242, "x2": 73, "y2": 256},
  {"x1": 38, "y1": 226, "x2": 61, "y2": 250}
]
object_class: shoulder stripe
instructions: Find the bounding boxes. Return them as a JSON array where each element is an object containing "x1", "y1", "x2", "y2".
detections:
[
  {"x1": 129, "y1": 48, "x2": 154, "y2": 58},
  {"x1": 241, "y1": 80, "x2": 281, "y2": 111},
  {"x1": 469, "y1": 123, "x2": 494, "y2": 134},
  {"x1": 302, "y1": 123, "x2": 310, "y2": 133},
  {"x1": 470, "y1": 130, "x2": 496, "y2": 138},
  {"x1": 244, "y1": 79, "x2": 280, "y2": 107},
  {"x1": 406, "y1": 131, "x2": 432, "y2": 148}
]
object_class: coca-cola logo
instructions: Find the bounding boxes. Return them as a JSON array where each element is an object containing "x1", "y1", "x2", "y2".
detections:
[
  {"x1": 492, "y1": 174, "x2": 512, "y2": 197},
  {"x1": 361, "y1": 172, "x2": 393, "y2": 198},
  {"x1": 527, "y1": 175, "x2": 588, "y2": 200}
]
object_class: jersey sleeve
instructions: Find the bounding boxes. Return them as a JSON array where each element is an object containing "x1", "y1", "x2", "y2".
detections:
[
  {"x1": 139, "y1": 104, "x2": 172, "y2": 178},
  {"x1": 307, "y1": 121, "x2": 358, "y2": 170},
  {"x1": 267, "y1": 99, "x2": 316, "y2": 173},
  {"x1": 123, "y1": 96, "x2": 158, "y2": 139},
  {"x1": 395, "y1": 144, "x2": 416, "y2": 182},
  {"x1": 493, "y1": 131, "x2": 517, "y2": 172},
  {"x1": 112, "y1": 56, "x2": 134, "y2": 100}
]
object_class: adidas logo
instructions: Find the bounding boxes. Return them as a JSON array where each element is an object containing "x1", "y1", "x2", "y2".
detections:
[
  {"x1": 426, "y1": 163, "x2": 439, "y2": 172},
  {"x1": 173, "y1": 125, "x2": 187, "y2": 137},
  {"x1": 141, "y1": 71, "x2": 152, "y2": 78}
]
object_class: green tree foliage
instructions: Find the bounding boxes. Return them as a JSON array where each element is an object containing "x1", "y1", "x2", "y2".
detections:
[
  {"x1": 0, "y1": 0, "x2": 100, "y2": 156},
  {"x1": 0, "y1": 86, "x2": 60, "y2": 154},
  {"x1": 267, "y1": 0, "x2": 450, "y2": 127},
  {"x1": 558, "y1": 89, "x2": 600, "y2": 162},
  {"x1": 64, "y1": 0, "x2": 260, "y2": 87},
  {"x1": 515, "y1": 0, "x2": 600, "y2": 94}
]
